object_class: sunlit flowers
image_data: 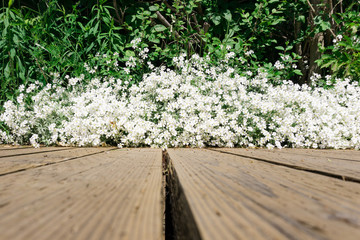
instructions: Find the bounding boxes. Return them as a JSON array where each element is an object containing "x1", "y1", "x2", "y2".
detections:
[{"x1": 1, "y1": 55, "x2": 359, "y2": 149}]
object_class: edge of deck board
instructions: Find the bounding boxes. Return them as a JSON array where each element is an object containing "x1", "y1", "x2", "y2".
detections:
[
  {"x1": 163, "y1": 151, "x2": 202, "y2": 240},
  {"x1": 0, "y1": 148, "x2": 164, "y2": 240},
  {"x1": 165, "y1": 148, "x2": 360, "y2": 240}
]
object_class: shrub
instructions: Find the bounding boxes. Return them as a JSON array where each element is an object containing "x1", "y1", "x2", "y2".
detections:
[{"x1": 1, "y1": 54, "x2": 359, "y2": 149}]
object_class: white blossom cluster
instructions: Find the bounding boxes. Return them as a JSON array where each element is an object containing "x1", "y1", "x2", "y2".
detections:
[{"x1": 1, "y1": 55, "x2": 360, "y2": 149}]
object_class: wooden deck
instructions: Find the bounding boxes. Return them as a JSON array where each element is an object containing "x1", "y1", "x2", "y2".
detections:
[
  {"x1": 0, "y1": 146, "x2": 359, "y2": 240},
  {"x1": 0, "y1": 147, "x2": 164, "y2": 240}
]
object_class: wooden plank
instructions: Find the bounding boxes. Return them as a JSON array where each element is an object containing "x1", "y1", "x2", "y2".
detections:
[
  {"x1": 0, "y1": 146, "x2": 73, "y2": 158},
  {"x1": 0, "y1": 148, "x2": 163, "y2": 240},
  {"x1": 212, "y1": 148, "x2": 360, "y2": 182},
  {"x1": 268, "y1": 148, "x2": 360, "y2": 162},
  {"x1": 166, "y1": 149, "x2": 360, "y2": 240},
  {"x1": 0, "y1": 145, "x2": 32, "y2": 150},
  {"x1": 0, "y1": 147, "x2": 110, "y2": 176}
]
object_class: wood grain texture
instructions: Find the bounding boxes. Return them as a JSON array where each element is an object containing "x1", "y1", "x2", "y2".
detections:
[
  {"x1": 0, "y1": 147, "x2": 109, "y2": 175},
  {"x1": 166, "y1": 149, "x2": 360, "y2": 240},
  {"x1": 272, "y1": 148, "x2": 360, "y2": 162},
  {"x1": 212, "y1": 148, "x2": 360, "y2": 181},
  {"x1": 0, "y1": 146, "x2": 66, "y2": 158},
  {"x1": 0, "y1": 148, "x2": 163, "y2": 240},
  {"x1": 0, "y1": 145, "x2": 32, "y2": 150}
]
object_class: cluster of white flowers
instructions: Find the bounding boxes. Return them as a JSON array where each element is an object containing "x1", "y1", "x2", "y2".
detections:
[
  {"x1": 310, "y1": 73, "x2": 322, "y2": 83},
  {"x1": 245, "y1": 50, "x2": 254, "y2": 56},
  {"x1": 125, "y1": 56, "x2": 136, "y2": 68},
  {"x1": 1, "y1": 55, "x2": 360, "y2": 149},
  {"x1": 274, "y1": 60, "x2": 285, "y2": 70},
  {"x1": 333, "y1": 34, "x2": 343, "y2": 44},
  {"x1": 131, "y1": 38, "x2": 141, "y2": 49},
  {"x1": 139, "y1": 47, "x2": 149, "y2": 60}
]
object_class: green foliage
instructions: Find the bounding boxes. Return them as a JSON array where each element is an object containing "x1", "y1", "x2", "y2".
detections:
[
  {"x1": 0, "y1": 7, "x2": 28, "y2": 105},
  {"x1": 317, "y1": 5, "x2": 360, "y2": 80},
  {"x1": 0, "y1": 0, "x2": 128, "y2": 108},
  {"x1": 1, "y1": 0, "x2": 359, "y2": 110}
]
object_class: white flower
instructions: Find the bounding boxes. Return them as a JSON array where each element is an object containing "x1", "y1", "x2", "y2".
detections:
[
  {"x1": 281, "y1": 55, "x2": 290, "y2": 61},
  {"x1": 274, "y1": 60, "x2": 284, "y2": 70},
  {"x1": 19, "y1": 85, "x2": 25, "y2": 92},
  {"x1": 225, "y1": 52, "x2": 235, "y2": 60},
  {"x1": 245, "y1": 50, "x2": 254, "y2": 56},
  {"x1": 131, "y1": 38, "x2": 141, "y2": 49},
  {"x1": 246, "y1": 71, "x2": 253, "y2": 76},
  {"x1": 48, "y1": 123, "x2": 56, "y2": 132},
  {"x1": 69, "y1": 77, "x2": 79, "y2": 86},
  {"x1": 26, "y1": 84, "x2": 36, "y2": 93},
  {"x1": 30, "y1": 134, "x2": 40, "y2": 148},
  {"x1": 147, "y1": 62, "x2": 154, "y2": 70}
]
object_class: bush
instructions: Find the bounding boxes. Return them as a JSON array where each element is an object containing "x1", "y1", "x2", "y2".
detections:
[
  {"x1": 317, "y1": 4, "x2": 360, "y2": 81},
  {"x1": 1, "y1": 54, "x2": 359, "y2": 149}
]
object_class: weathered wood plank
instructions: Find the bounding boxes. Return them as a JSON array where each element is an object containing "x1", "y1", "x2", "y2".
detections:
[
  {"x1": 166, "y1": 149, "x2": 360, "y2": 240},
  {"x1": 0, "y1": 148, "x2": 164, "y2": 240},
  {"x1": 0, "y1": 145, "x2": 32, "y2": 150},
  {"x1": 0, "y1": 147, "x2": 110, "y2": 175},
  {"x1": 0, "y1": 146, "x2": 70, "y2": 158},
  {"x1": 270, "y1": 148, "x2": 360, "y2": 162},
  {"x1": 212, "y1": 148, "x2": 360, "y2": 181}
]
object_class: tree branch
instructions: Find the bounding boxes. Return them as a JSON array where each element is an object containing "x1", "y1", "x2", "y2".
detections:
[
  {"x1": 306, "y1": 0, "x2": 316, "y2": 13},
  {"x1": 162, "y1": 0, "x2": 177, "y2": 13},
  {"x1": 113, "y1": 0, "x2": 123, "y2": 25},
  {"x1": 192, "y1": 13, "x2": 201, "y2": 33},
  {"x1": 203, "y1": 22, "x2": 210, "y2": 34},
  {"x1": 156, "y1": 11, "x2": 180, "y2": 38}
]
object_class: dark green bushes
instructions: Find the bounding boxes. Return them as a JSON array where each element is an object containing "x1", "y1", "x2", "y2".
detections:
[{"x1": 0, "y1": 0, "x2": 359, "y2": 109}]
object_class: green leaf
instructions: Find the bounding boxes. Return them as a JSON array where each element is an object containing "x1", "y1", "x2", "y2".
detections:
[
  {"x1": 16, "y1": 56, "x2": 25, "y2": 80},
  {"x1": 86, "y1": 42, "x2": 95, "y2": 53},
  {"x1": 211, "y1": 15, "x2": 221, "y2": 25},
  {"x1": 149, "y1": 36, "x2": 160, "y2": 44},
  {"x1": 125, "y1": 50, "x2": 135, "y2": 57},
  {"x1": 10, "y1": 48, "x2": 16, "y2": 58},
  {"x1": 8, "y1": 0, "x2": 14, "y2": 8},
  {"x1": 154, "y1": 24, "x2": 167, "y2": 32},
  {"x1": 270, "y1": 18, "x2": 284, "y2": 25},
  {"x1": 4, "y1": 18, "x2": 9, "y2": 29},
  {"x1": 297, "y1": 15, "x2": 305, "y2": 23},
  {"x1": 319, "y1": 21, "x2": 331, "y2": 31},
  {"x1": 4, "y1": 63, "x2": 10, "y2": 79},
  {"x1": 149, "y1": 5, "x2": 159, "y2": 11},
  {"x1": 275, "y1": 46, "x2": 284, "y2": 51},
  {"x1": 285, "y1": 45, "x2": 293, "y2": 51},
  {"x1": 224, "y1": 11, "x2": 232, "y2": 22},
  {"x1": 143, "y1": 10, "x2": 151, "y2": 16},
  {"x1": 293, "y1": 69, "x2": 303, "y2": 76}
]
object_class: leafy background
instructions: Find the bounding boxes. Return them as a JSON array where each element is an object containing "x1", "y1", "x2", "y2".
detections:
[{"x1": 1, "y1": 0, "x2": 359, "y2": 109}]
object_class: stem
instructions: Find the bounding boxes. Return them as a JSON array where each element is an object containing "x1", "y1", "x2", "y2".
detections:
[
  {"x1": 156, "y1": 11, "x2": 180, "y2": 38},
  {"x1": 34, "y1": 57, "x2": 48, "y2": 83},
  {"x1": 113, "y1": 0, "x2": 123, "y2": 25},
  {"x1": 306, "y1": 0, "x2": 316, "y2": 13}
]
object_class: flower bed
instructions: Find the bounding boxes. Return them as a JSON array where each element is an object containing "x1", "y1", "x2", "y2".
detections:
[{"x1": 1, "y1": 55, "x2": 359, "y2": 149}]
